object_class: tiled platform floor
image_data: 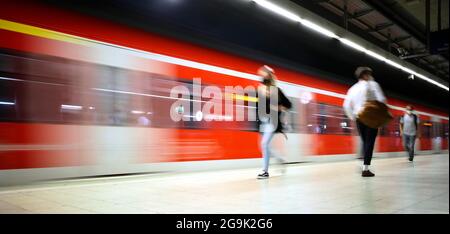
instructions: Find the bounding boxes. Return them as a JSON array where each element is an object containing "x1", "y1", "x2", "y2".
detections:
[{"x1": 0, "y1": 154, "x2": 448, "y2": 214}]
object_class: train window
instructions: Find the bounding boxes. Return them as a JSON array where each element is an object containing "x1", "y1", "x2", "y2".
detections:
[
  {"x1": 379, "y1": 116, "x2": 401, "y2": 137},
  {"x1": 437, "y1": 122, "x2": 449, "y2": 140},
  {"x1": 420, "y1": 121, "x2": 433, "y2": 138},
  {"x1": 443, "y1": 123, "x2": 449, "y2": 139},
  {"x1": 0, "y1": 52, "x2": 22, "y2": 75},
  {"x1": 281, "y1": 97, "x2": 299, "y2": 133},
  {"x1": 0, "y1": 79, "x2": 16, "y2": 121},
  {"x1": 0, "y1": 50, "x2": 180, "y2": 128},
  {"x1": 15, "y1": 81, "x2": 64, "y2": 123},
  {"x1": 80, "y1": 67, "x2": 183, "y2": 128},
  {"x1": 432, "y1": 122, "x2": 442, "y2": 139},
  {"x1": 0, "y1": 51, "x2": 85, "y2": 124},
  {"x1": 301, "y1": 102, "x2": 355, "y2": 135},
  {"x1": 185, "y1": 84, "x2": 259, "y2": 131}
]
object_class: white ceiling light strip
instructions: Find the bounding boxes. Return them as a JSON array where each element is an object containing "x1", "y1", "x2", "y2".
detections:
[
  {"x1": 252, "y1": 0, "x2": 301, "y2": 22},
  {"x1": 339, "y1": 38, "x2": 367, "y2": 53},
  {"x1": 250, "y1": 0, "x2": 449, "y2": 91},
  {"x1": 299, "y1": 19, "x2": 339, "y2": 39},
  {"x1": 365, "y1": 50, "x2": 387, "y2": 62}
]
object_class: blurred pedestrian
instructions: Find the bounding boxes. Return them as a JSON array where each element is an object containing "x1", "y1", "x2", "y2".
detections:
[
  {"x1": 343, "y1": 67, "x2": 389, "y2": 177},
  {"x1": 400, "y1": 105, "x2": 420, "y2": 162},
  {"x1": 257, "y1": 65, "x2": 292, "y2": 179}
]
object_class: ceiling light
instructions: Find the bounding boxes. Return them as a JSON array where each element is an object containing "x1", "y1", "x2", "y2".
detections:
[{"x1": 247, "y1": 0, "x2": 449, "y2": 91}]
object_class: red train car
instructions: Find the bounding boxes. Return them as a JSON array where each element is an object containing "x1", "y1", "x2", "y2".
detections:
[{"x1": 0, "y1": 2, "x2": 448, "y2": 185}]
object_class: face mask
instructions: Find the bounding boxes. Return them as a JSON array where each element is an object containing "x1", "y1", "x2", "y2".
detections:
[{"x1": 262, "y1": 78, "x2": 272, "y2": 85}]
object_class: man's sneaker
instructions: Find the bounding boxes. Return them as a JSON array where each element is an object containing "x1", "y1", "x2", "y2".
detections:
[
  {"x1": 409, "y1": 157, "x2": 414, "y2": 162},
  {"x1": 257, "y1": 172, "x2": 269, "y2": 179},
  {"x1": 362, "y1": 170, "x2": 375, "y2": 177}
]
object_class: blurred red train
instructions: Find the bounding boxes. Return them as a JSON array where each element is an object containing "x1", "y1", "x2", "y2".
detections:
[{"x1": 0, "y1": 2, "x2": 448, "y2": 185}]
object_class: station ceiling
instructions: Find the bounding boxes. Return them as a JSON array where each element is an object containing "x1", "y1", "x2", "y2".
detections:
[
  {"x1": 399, "y1": 0, "x2": 449, "y2": 32},
  {"x1": 293, "y1": 0, "x2": 449, "y2": 83}
]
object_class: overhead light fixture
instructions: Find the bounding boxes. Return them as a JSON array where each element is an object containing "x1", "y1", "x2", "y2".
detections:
[
  {"x1": 339, "y1": 38, "x2": 367, "y2": 53},
  {"x1": 248, "y1": 0, "x2": 449, "y2": 91},
  {"x1": 299, "y1": 19, "x2": 339, "y2": 38},
  {"x1": 365, "y1": 50, "x2": 387, "y2": 62},
  {"x1": 385, "y1": 59, "x2": 404, "y2": 70},
  {"x1": 252, "y1": 0, "x2": 338, "y2": 38},
  {"x1": 252, "y1": 0, "x2": 301, "y2": 22},
  {"x1": 413, "y1": 73, "x2": 448, "y2": 90}
]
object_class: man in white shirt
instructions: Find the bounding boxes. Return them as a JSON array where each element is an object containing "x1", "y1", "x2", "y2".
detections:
[
  {"x1": 343, "y1": 67, "x2": 387, "y2": 177},
  {"x1": 400, "y1": 105, "x2": 420, "y2": 162}
]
